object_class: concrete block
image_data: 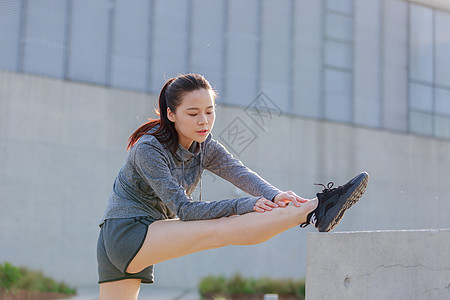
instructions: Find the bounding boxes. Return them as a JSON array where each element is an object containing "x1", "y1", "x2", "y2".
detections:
[{"x1": 306, "y1": 229, "x2": 450, "y2": 300}]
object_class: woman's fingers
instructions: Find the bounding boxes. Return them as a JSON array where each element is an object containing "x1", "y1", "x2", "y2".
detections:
[
  {"x1": 274, "y1": 198, "x2": 291, "y2": 207},
  {"x1": 253, "y1": 198, "x2": 278, "y2": 212},
  {"x1": 288, "y1": 191, "x2": 309, "y2": 203},
  {"x1": 284, "y1": 191, "x2": 300, "y2": 207},
  {"x1": 274, "y1": 191, "x2": 309, "y2": 207},
  {"x1": 257, "y1": 192, "x2": 310, "y2": 212}
]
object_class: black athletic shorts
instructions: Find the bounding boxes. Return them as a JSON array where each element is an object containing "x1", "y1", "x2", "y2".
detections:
[{"x1": 97, "y1": 216, "x2": 157, "y2": 284}]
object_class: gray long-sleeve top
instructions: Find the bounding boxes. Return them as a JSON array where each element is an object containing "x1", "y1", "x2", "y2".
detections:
[{"x1": 101, "y1": 133, "x2": 282, "y2": 223}]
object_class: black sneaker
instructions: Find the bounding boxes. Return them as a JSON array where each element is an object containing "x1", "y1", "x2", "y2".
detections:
[{"x1": 301, "y1": 172, "x2": 369, "y2": 232}]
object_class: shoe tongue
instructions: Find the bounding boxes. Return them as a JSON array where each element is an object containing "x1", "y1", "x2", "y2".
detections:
[{"x1": 310, "y1": 212, "x2": 318, "y2": 226}]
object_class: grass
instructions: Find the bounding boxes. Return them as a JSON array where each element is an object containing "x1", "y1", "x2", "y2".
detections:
[
  {"x1": 0, "y1": 262, "x2": 76, "y2": 295},
  {"x1": 198, "y1": 273, "x2": 305, "y2": 300}
]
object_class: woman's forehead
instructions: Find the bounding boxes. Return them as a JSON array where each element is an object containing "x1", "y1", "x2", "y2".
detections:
[{"x1": 179, "y1": 89, "x2": 215, "y2": 108}]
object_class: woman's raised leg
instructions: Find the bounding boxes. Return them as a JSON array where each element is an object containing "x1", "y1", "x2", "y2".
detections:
[{"x1": 126, "y1": 198, "x2": 318, "y2": 273}]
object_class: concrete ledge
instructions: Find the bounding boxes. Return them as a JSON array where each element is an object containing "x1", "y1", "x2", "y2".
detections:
[{"x1": 306, "y1": 229, "x2": 450, "y2": 300}]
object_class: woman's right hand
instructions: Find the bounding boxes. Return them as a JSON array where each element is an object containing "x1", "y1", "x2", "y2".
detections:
[
  {"x1": 253, "y1": 197, "x2": 279, "y2": 213},
  {"x1": 273, "y1": 191, "x2": 309, "y2": 207}
]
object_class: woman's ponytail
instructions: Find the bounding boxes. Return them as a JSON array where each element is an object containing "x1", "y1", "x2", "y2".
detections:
[{"x1": 127, "y1": 78, "x2": 173, "y2": 150}]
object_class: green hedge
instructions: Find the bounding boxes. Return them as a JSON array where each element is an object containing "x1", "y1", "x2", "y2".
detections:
[
  {"x1": 198, "y1": 273, "x2": 305, "y2": 300},
  {"x1": 0, "y1": 262, "x2": 76, "y2": 295}
]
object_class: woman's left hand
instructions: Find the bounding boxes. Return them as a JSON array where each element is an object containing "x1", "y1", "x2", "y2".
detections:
[{"x1": 273, "y1": 191, "x2": 308, "y2": 207}]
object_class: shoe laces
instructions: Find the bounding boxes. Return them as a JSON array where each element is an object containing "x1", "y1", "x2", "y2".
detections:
[
  {"x1": 300, "y1": 182, "x2": 336, "y2": 229},
  {"x1": 314, "y1": 182, "x2": 335, "y2": 193}
]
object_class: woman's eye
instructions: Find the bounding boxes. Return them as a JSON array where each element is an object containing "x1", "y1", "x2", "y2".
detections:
[{"x1": 189, "y1": 114, "x2": 197, "y2": 116}]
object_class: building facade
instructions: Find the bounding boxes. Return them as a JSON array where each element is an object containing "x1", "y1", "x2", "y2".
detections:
[{"x1": 1, "y1": 0, "x2": 450, "y2": 288}]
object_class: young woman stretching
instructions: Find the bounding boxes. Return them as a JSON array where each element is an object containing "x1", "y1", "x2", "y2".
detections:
[{"x1": 97, "y1": 73, "x2": 369, "y2": 299}]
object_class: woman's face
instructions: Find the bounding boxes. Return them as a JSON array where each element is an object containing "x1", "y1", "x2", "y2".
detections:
[{"x1": 167, "y1": 88, "x2": 216, "y2": 149}]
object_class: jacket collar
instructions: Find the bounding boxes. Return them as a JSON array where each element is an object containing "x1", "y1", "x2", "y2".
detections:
[{"x1": 173, "y1": 134, "x2": 212, "y2": 162}]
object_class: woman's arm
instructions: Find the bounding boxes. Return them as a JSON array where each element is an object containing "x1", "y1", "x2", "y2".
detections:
[
  {"x1": 132, "y1": 142, "x2": 260, "y2": 221},
  {"x1": 204, "y1": 138, "x2": 282, "y2": 199},
  {"x1": 204, "y1": 138, "x2": 308, "y2": 208}
]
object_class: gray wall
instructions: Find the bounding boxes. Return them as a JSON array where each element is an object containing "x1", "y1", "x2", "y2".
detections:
[
  {"x1": 0, "y1": 71, "x2": 153, "y2": 286},
  {"x1": 306, "y1": 229, "x2": 450, "y2": 299},
  {"x1": 1, "y1": 71, "x2": 450, "y2": 288}
]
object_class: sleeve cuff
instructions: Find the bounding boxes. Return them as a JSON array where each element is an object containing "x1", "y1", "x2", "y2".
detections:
[
  {"x1": 235, "y1": 197, "x2": 260, "y2": 215},
  {"x1": 265, "y1": 188, "x2": 282, "y2": 202}
]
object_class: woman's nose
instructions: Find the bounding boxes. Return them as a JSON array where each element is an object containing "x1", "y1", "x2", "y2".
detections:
[{"x1": 198, "y1": 114, "x2": 208, "y2": 125}]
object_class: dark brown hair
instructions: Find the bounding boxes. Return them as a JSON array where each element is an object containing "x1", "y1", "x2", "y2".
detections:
[{"x1": 127, "y1": 74, "x2": 216, "y2": 152}]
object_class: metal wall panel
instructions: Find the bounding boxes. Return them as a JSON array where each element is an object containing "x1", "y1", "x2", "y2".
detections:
[
  {"x1": 324, "y1": 40, "x2": 352, "y2": 69},
  {"x1": 110, "y1": 0, "x2": 151, "y2": 92},
  {"x1": 435, "y1": 11, "x2": 450, "y2": 87},
  {"x1": 150, "y1": 0, "x2": 190, "y2": 93},
  {"x1": 409, "y1": 82, "x2": 433, "y2": 112},
  {"x1": 0, "y1": 1, "x2": 21, "y2": 71},
  {"x1": 190, "y1": 0, "x2": 225, "y2": 94},
  {"x1": 353, "y1": 0, "x2": 381, "y2": 127},
  {"x1": 23, "y1": 0, "x2": 67, "y2": 78},
  {"x1": 325, "y1": 12, "x2": 353, "y2": 42},
  {"x1": 434, "y1": 115, "x2": 450, "y2": 138},
  {"x1": 259, "y1": 0, "x2": 291, "y2": 112},
  {"x1": 409, "y1": 111, "x2": 433, "y2": 135},
  {"x1": 323, "y1": 1, "x2": 353, "y2": 123},
  {"x1": 326, "y1": 0, "x2": 353, "y2": 14},
  {"x1": 324, "y1": 69, "x2": 352, "y2": 122},
  {"x1": 382, "y1": 0, "x2": 408, "y2": 131},
  {"x1": 68, "y1": 0, "x2": 110, "y2": 85},
  {"x1": 409, "y1": 4, "x2": 433, "y2": 83},
  {"x1": 224, "y1": 0, "x2": 259, "y2": 106},
  {"x1": 435, "y1": 88, "x2": 450, "y2": 116},
  {"x1": 291, "y1": 0, "x2": 322, "y2": 118}
]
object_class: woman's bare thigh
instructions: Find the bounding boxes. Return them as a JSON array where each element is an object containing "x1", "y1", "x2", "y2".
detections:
[
  {"x1": 126, "y1": 218, "x2": 225, "y2": 273},
  {"x1": 126, "y1": 202, "x2": 314, "y2": 274}
]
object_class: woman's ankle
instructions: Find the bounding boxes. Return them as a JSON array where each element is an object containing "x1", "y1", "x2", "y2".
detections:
[{"x1": 287, "y1": 198, "x2": 318, "y2": 224}]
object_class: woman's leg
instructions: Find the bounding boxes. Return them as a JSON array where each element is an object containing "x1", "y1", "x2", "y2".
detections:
[
  {"x1": 126, "y1": 198, "x2": 317, "y2": 273},
  {"x1": 99, "y1": 279, "x2": 141, "y2": 300}
]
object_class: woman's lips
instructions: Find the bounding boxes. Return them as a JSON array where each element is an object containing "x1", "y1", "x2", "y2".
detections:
[{"x1": 196, "y1": 129, "x2": 209, "y2": 135}]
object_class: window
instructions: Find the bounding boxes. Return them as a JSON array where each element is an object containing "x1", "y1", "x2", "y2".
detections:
[
  {"x1": 409, "y1": 4, "x2": 450, "y2": 138},
  {"x1": 323, "y1": 0, "x2": 354, "y2": 122}
]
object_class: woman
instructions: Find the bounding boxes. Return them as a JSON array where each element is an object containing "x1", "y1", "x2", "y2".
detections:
[{"x1": 97, "y1": 73, "x2": 369, "y2": 299}]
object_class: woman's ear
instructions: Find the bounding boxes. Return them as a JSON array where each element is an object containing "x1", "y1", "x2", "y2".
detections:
[{"x1": 167, "y1": 107, "x2": 175, "y2": 122}]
